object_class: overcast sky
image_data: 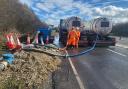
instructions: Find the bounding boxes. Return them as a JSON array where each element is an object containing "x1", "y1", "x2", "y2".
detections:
[{"x1": 19, "y1": 0, "x2": 128, "y2": 26}]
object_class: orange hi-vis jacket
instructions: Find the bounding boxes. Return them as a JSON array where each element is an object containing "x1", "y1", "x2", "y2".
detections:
[
  {"x1": 76, "y1": 30, "x2": 80, "y2": 40},
  {"x1": 67, "y1": 29, "x2": 78, "y2": 46},
  {"x1": 76, "y1": 30, "x2": 80, "y2": 41},
  {"x1": 75, "y1": 30, "x2": 80, "y2": 47}
]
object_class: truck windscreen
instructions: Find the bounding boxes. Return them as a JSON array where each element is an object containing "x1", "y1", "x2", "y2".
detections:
[
  {"x1": 72, "y1": 21, "x2": 80, "y2": 27},
  {"x1": 101, "y1": 22, "x2": 109, "y2": 27}
]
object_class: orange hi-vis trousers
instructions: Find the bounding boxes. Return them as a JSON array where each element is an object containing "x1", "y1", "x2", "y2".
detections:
[{"x1": 67, "y1": 38, "x2": 76, "y2": 46}]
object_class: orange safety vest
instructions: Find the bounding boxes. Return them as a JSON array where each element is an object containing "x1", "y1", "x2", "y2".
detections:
[
  {"x1": 68, "y1": 30, "x2": 77, "y2": 39},
  {"x1": 76, "y1": 30, "x2": 80, "y2": 39}
]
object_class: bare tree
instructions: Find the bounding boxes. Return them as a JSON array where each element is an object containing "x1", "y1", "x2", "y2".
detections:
[
  {"x1": 0, "y1": 0, "x2": 48, "y2": 34},
  {"x1": 112, "y1": 22, "x2": 128, "y2": 37}
]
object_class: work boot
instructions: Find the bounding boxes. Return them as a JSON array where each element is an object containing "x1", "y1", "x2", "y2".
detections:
[{"x1": 71, "y1": 45, "x2": 74, "y2": 49}]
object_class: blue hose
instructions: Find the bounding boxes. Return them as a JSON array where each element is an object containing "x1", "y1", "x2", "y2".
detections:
[
  {"x1": 64, "y1": 34, "x2": 99, "y2": 57},
  {"x1": 24, "y1": 34, "x2": 99, "y2": 58}
]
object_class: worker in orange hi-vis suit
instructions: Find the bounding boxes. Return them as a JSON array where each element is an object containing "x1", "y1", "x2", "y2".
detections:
[
  {"x1": 66, "y1": 27, "x2": 78, "y2": 49},
  {"x1": 75, "y1": 27, "x2": 81, "y2": 48},
  {"x1": 59, "y1": 27, "x2": 78, "y2": 51}
]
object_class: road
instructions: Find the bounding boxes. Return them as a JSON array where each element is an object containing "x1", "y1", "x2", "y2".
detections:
[
  {"x1": 53, "y1": 36, "x2": 128, "y2": 89},
  {"x1": 67, "y1": 46, "x2": 128, "y2": 89}
]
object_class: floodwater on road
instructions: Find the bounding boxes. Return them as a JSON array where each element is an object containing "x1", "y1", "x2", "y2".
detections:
[
  {"x1": 53, "y1": 34, "x2": 59, "y2": 45},
  {"x1": 67, "y1": 46, "x2": 128, "y2": 89}
]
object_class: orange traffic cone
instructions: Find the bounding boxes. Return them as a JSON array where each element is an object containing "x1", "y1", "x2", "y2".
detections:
[
  {"x1": 35, "y1": 35, "x2": 38, "y2": 44},
  {"x1": 27, "y1": 33, "x2": 30, "y2": 45},
  {"x1": 5, "y1": 34, "x2": 10, "y2": 49},
  {"x1": 8, "y1": 33, "x2": 15, "y2": 50},
  {"x1": 34, "y1": 31, "x2": 40, "y2": 44},
  {"x1": 5, "y1": 34, "x2": 10, "y2": 42},
  {"x1": 46, "y1": 36, "x2": 49, "y2": 44},
  {"x1": 10, "y1": 34, "x2": 15, "y2": 45},
  {"x1": 16, "y1": 34, "x2": 22, "y2": 49}
]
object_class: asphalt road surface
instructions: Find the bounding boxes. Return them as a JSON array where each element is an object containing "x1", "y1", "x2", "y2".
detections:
[{"x1": 67, "y1": 46, "x2": 128, "y2": 89}]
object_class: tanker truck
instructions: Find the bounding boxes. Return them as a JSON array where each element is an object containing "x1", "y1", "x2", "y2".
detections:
[
  {"x1": 59, "y1": 16, "x2": 88, "y2": 46},
  {"x1": 59, "y1": 16, "x2": 116, "y2": 47}
]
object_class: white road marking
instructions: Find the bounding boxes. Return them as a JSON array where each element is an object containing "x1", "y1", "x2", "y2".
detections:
[
  {"x1": 66, "y1": 51, "x2": 86, "y2": 89},
  {"x1": 107, "y1": 49, "x2": 127, "y2": 57}
]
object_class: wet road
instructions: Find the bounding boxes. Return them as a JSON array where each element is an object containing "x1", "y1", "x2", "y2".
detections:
[{"x1": 68, "y1": 46, "x2": 128, "y2": 89}]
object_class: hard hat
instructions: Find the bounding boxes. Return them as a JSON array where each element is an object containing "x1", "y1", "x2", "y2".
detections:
[
  {"x1": 76, "y1": 27, "x2": 79, "y2": 29},
  {"x1": 72, "y1": 26, "x2": 75, "y2": 28}
]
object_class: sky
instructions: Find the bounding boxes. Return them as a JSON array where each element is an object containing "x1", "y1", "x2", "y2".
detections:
[{"x1": 19, "y1": 0, "x2": 128, "y2": 26}]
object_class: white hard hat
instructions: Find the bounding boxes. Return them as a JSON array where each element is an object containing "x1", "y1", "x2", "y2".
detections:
[{"x1": 76, "y1": 27, "x2": 79, "y2": 29}]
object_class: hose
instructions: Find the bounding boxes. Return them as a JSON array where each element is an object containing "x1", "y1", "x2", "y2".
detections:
[
  {"x1": 57, "y1": 34, "x2": 99, "y2": 57},
  {"x1": 0, "y1": 61, "x2": 8, "y2": 71},
  {"x1": 24, "y1": 34, "x2": 99, "y2": 58}
]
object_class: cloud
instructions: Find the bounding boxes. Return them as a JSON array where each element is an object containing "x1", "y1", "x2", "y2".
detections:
[
  {"x1": 94, "y1": 5, "x2": 128, "y2": 16},
  {"x1": 113, "y1": 17, "x2": 128, "y2": 23},
  {"x1": 92, "y1": 5, "x2": 128, "y2": 23},
  {"x1": 19, "y1": 0, "x2": 128, "y2": 26}
]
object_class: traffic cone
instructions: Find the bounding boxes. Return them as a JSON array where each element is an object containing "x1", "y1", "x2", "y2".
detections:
[
  {"x1": 35, "y1": 34, "x2": 38, "y2": 44},
  {"x1": 27, "y1": 33, "x2": 30, "y2": 45},
  {"x1": 46, "y1": 36, "x2": 49, "y2": 44},
  {"x1": 5, "y1": 34, "x2": 10, "y2": 49},
  {"x1": 34, "y1": 31, "x2": 40, "y2": 44},
  {"x1": 40, "y1": 36, "x2": 44, "y2": 45},
  {"x1": 5, "y1": 34, "x2": 10, "y2": 42},
  {"x1": 16, "y1": 34, "x2": 22, "y2": 49},
  {"x1": 9, "y1": 33, "x2": 15, "y2": 49},
  {"x1": 10, "y1": 34, "x2": 15, "y2": 45}
]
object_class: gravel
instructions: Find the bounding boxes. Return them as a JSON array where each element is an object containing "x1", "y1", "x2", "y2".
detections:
[{"x1": 0, "y1": 50, "x2": 61, "y2": 89}]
